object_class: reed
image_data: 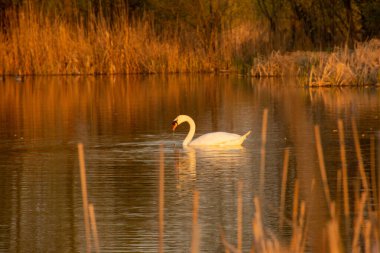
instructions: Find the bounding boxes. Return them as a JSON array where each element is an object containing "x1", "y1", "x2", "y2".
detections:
[
  {"x1": 351, "y1": 119, "x2": 369, "y2": 193},
  {"x1": 159, "y1": 145, "x2": 165, "y2": 253},
  {"x1": 279, "y1": 148, "x2": 290, "y2": 228},
  {"x1": 193, "y1": 125, "x2": 379, "y2": 253},
  {"x1": 370, "y1": 135, "x2": 378, "y2": 208},
  {"x1": 1, "y1": 3, "x2": 378, "y2": 83},
  {"x1": 290, "y1": 179, "x2": 301, "y2": 253},
  {"x1": 191, "y1": 190, "x2": 200, "y2": 253},
  {"x1": 78, "y1": 143, "x2": 92, "y2": 253},
  {"x1": 337, "y1": 119, "x2": 350, "y2": 224},
  {"x1": 336, "y1": 169, "x2": 342, "y2": 216},
  {"x1": 327, "y1": 216, "x2": 342, "y2": 253},
  {"x1": 314, "y1": 125, "x2": 332, "y2": 211},
  {"x1": 250, "y1": 40, "x2": 380, "y2": 86},
  {"x1": 259, "y1": 109, "x2": 268, "y2": 195},
  {"x1": 237, "y1": 181, "x2": 243, "y2": 252},
  {"x1": 292, "y1": 179, "x2": 299, "y2": 229},
  {"x1": 0, "y1": 4, "x2": 269, "y2": 75},
  {"x1": 220, "y1": 123, "x2": 379, "y2": 253},
  {"x1": 252, "y1": 197, "x2": 267, "y2": 253},
  {"x1": 89, "y1": 204, "x2": 100, "y2": 253},
  {"x1": 352, "y1": 192, "x2": 368, "y2": 253}
]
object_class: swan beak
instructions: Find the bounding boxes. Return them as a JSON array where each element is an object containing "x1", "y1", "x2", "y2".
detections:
[{"x1": 171, "y1": 121, "x2": 178, "y2": 131}]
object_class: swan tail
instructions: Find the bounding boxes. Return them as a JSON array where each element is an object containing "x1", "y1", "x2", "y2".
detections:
[{"x1": 242, "y1": 130, "x2": 251, "y2": 139}]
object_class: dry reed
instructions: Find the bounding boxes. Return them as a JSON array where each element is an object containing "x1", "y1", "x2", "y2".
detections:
[
  {"x1": 370, "y1": 135, "x2": 378, "y2": 208},
  {"x1": 314, "y1": 125, "x2": 332, "y2": 211},
  {"x1": 0, "y1": 5, "x2": 269, "y2": 75},
  {"x1": 351, "y1": 119, "x2": 369, "y2": 192},
  {"x1": 250, "y1": 40, "x2": 380, "y2": 86},
  {"x1": 352, "y1": 192, "x2": 368, "y2": 252},
  {"x1": 237, "y1": 181, "x2": 243, "y2": 252},
  {"x1": 191, "y1": 190, "x2": 200, "y2": 253},
  {"x1": 327, "y1": 217, "x2": 343, "y2": 253},
  {"x1": 280, "y1": 148, "x2": 290, "y2": 228},
  {"x1": 292, "y1": 179, "x2": 300, "y2": 229},
  {"x1": 338, "y1": 119, "x2": 350, "y2": 223},
  {"x1": 159, "y1": 145, "x2": 165, "y2": 253},
  {"x1": 78, "y1": 143, "x2": 91, "y2": 253},
  {"x1": 89, "y1": 204, "x2": 100, "y2": 253},
  {"x1": 252, "y1": 197, "x2": 267, "y2": 253},
  {"x1": 220, "y1": 122, "x2": 379, "y2": 253},
  {"x1": 259, "y1": 109, "x2": 268, "y2": 195}
]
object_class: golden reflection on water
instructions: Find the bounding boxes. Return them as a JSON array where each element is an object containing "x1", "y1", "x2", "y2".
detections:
[
  {"x1": 0, "y1": 75, "x2": 259, "y2": 141},
  {"x1": 0, "y1": 76, "x2": 379, "y2": 252}
]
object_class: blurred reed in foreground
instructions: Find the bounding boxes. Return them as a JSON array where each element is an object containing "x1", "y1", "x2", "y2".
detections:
[
  {"x1": 235, "y1": 119, "x2": 377, "y2": 252},
  {"x1": 205, "y1": 117, "x2": 379, "y2": 252}
]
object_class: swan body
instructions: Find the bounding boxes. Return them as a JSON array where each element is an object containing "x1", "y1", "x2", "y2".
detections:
[{"x1": 172, "y1": 115, "x2": 251, "y2": 146}]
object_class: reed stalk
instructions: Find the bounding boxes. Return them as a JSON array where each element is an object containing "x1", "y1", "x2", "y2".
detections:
[
  {"x1": 351, "y1": 119, "x2": 369, "y2": 192},
  {"x1": 159, "y1": 145, "x2": 165, "y2": 253},
  {"x1": 370, "y1": 135, "x2": 378, "y2": 208},
  {"x1": 259, "y1": 108, "x2": 268, "y2": 196},
  {"x1": 364, "y1": 220, "x2": 372, "y2": 253},
  {"x1": 378, "y1": 132, "x2": 380, "y2": 224},
  {"x1": 237, "y1": 181, "x2": 243, "y2": 252},
  {"x1": 337, "y1": 119, "x2": 350, "y2": 223},
  {"x1": 292, "y1": 179, "x2": 299, "y2": 229},
  {"x1": 78, "y1": 143, "x2": 91, "y2": 253},
  {"x1": 314, "y1": 125, "x2": 332, "y2": 211},
  {"x1": 336, "y1": 170, "x2": 342, "y2": 220},
  {"x1": 280, "y1": 148, "x2": 290, "y2": 228},
  {"x1": 327, "y1": 217, "x2": 342, "y2": 253},
  {"x1": 191, "y1": 190, "x2": 200, "y2": 253},
  {"x1": 352, "y1": 192, "x2": 368, "y2": 253},
  {"x1": 252, "y1": 197, "x2": 266, "y2": 253},
  {"x1": 290, "y1": 196, "x2": 303, "y2": 253},
  {"x1": 89, "y1": 204, "x2": 100, "y2": 253},
  {"x1": 299, "y1": 201, "x2": 307, "y2": 253}
]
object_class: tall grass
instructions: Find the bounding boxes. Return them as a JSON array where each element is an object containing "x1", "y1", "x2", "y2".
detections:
[
  {"x1": 0, "y1": 5, "x2": 266, "y2": 75},
  {"x1": 251, "y1": 40, "x2": 380, "y2": 86},
  {"x1": 1, "y1": 5, "x2": 378, "y2": 85}
]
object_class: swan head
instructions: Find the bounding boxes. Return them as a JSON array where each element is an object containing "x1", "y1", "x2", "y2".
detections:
[
  {"x1": 171, "y1": 115, "x2": 181, "y2": 131},
  {"x1": 172, "y1": 120, "x2": 178, "y2": 131},
  {"x1": 171, "y1": 115, "x2": 189, "y2": 131}
]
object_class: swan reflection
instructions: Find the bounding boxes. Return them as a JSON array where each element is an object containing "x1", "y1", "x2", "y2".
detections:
[{"x1": 174, "y1": 145, "x2": 248, "y2": 189}]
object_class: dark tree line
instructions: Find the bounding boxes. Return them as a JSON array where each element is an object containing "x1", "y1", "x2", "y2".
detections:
[
  {"x1": 256, "y1": 0, "x2": 380, "y2": 49},
  {"x1": 0, "y1": 0, "x2": 379, "y2": 50}
]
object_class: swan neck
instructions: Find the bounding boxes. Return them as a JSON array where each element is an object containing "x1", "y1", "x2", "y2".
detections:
[{"x1": 183, "y1": 116, "x2": 196, "y2": 146}]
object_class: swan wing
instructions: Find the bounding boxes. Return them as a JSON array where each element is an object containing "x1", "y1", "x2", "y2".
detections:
[{"x1": 189, "y1": 131, "x2": 250, "y2": 146}]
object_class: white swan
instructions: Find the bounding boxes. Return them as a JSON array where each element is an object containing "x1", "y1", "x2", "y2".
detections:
[{"x1": 172, "y1": 115, "x2": 251, "y2": 146}]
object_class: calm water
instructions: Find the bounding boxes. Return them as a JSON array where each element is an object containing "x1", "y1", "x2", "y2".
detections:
[{"x1": 0, "y1": 76, "x2": 379, "y2": 252}]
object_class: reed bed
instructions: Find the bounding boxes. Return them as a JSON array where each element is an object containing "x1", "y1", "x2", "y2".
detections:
[
  {"x1": 2, "y1": 4, "x2": 379, "y2": 86},
  {"x1": 0, "y1": 8, "x2": 208, "y2": 75},
  {"x1": 251, "y1": 40, "x2": 380, "y2": 86},
  {"x1": 193, "y1": 116, "x2": 379, "y2": 252},
  {"x1": 0, "y1": 5, "x2": 269, "y2": 75}
]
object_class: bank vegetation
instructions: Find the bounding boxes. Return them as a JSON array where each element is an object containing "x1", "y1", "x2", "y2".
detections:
[{"x1": 0, "y1": 0, "x2": 379, "y2": 85}]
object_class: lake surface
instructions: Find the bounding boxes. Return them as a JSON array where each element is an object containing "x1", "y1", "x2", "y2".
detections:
[{"x1": 0, "y1": 75, "x2": 379, "y2": 252}]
